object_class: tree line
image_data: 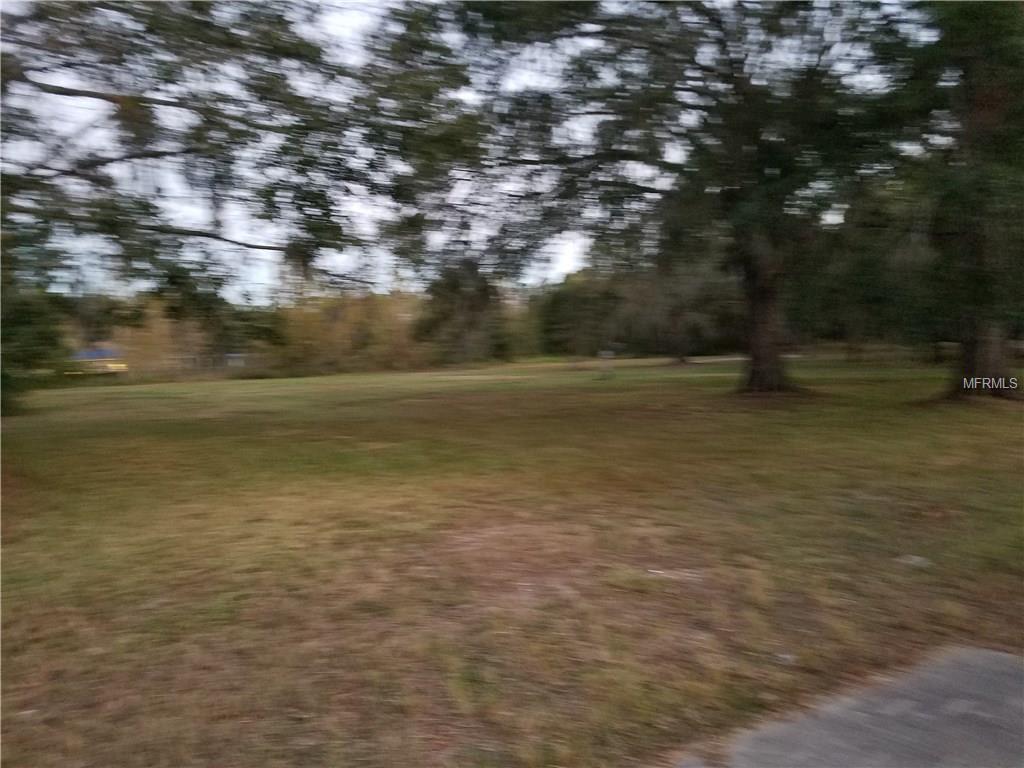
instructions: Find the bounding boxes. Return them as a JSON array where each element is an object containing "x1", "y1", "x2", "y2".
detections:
[
  {"x1": 3, "y1": 1, "x2": 1022, "y2": 405},
  {"x1": 10, "y1": 266, "x2": 734, "y2": 384}
]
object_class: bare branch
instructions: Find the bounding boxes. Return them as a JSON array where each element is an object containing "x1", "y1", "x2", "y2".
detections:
[
  {"x1": 22, "y1": 76, "x2": 297, "y2": 135},
  {"x1": 34, "y1": 148, "x2": 198, "y2": 179}
]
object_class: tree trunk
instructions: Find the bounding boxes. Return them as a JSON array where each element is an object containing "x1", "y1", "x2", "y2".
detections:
[
  {"x1": 845, "y1": 310, "x2": 864, "y2": 363},
  {"x1": 951, "y1": 318, "x2": 1017, "y2": 398},
  {"x1": 670, "y1": 307, "x2": 688, "y2": 363},
  {"x1": 741, "y1": 236, "x2": 790, "y2": 393}
]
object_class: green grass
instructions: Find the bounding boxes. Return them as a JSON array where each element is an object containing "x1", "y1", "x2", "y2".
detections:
[{"x1": 3, "y1": 358, "x2": 1022, "y2": 767}]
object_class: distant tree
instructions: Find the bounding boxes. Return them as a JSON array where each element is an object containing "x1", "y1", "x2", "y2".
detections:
[
  {"x1": 0, "y1": 288, "x2": 64, "y2": 412},
  {"x1": 376, "y1": 3, "x2": 932, "y2": 391},
  {"x1": 639, "y1": 4, "x2": 930, "y2": 389},
  {"x1": 785, "y1": 178, "x2": 925, "y2": 358},
  {"x1": 415, "y1": 259, "x2": 509, "y2": 363},
  {"x1": 923, "y1": 3, "x2": 1024, "y2": 397},
  {"x1": 536, "y1": 271, "x2": 619, "y2": 357},
  {"x1": 535, "y1": 264, "x2": 743, "y2": 359}
]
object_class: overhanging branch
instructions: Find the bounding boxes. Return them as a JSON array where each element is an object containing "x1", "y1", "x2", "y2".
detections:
[
  {"x1": 140, "y1": 224, "x2": 288, "y2": 252},
  {"x1": 23, "y1": 77, "x2": 298, "y2": 135},
  {"x1": 35, "y1": 148, "x2": 199, "y2": 178}
]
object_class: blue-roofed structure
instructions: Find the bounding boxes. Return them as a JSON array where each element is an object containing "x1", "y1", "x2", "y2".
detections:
[{"x1": 69, "y1": 345, "x2": 127, "y2": 374}]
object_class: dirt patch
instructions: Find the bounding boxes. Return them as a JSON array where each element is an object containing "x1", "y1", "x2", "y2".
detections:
[{"x1": 425, "y1": 521, "x2": 599, "y2": 609}]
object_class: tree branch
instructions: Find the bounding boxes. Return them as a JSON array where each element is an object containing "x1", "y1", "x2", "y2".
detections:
[
  {"x1": 5, "y1": 203, "x2": 284, "y2": 252},
  {"x1": 4, "y1": 203, "x2": 374, "y2": 284},
  {"x1": 22, "y1": 76, "x2": 298, "y2": 135},
  {"x1": 511, "y1": 149, "x2": 685, "y2": 173},
  {"x1": 139, "y1": 224, "x2": 288, "y2": 252},
  {"x1": 25, "y1": 77, "x2": 184, "y2": 108},
  {"x1": 35, "y1": 148, "x2": 198, "y2": 178}
]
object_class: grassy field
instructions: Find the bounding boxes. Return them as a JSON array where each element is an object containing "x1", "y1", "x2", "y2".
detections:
[{"x1": 3, "y1": 359, "x2": 1022, "y2": 767}]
